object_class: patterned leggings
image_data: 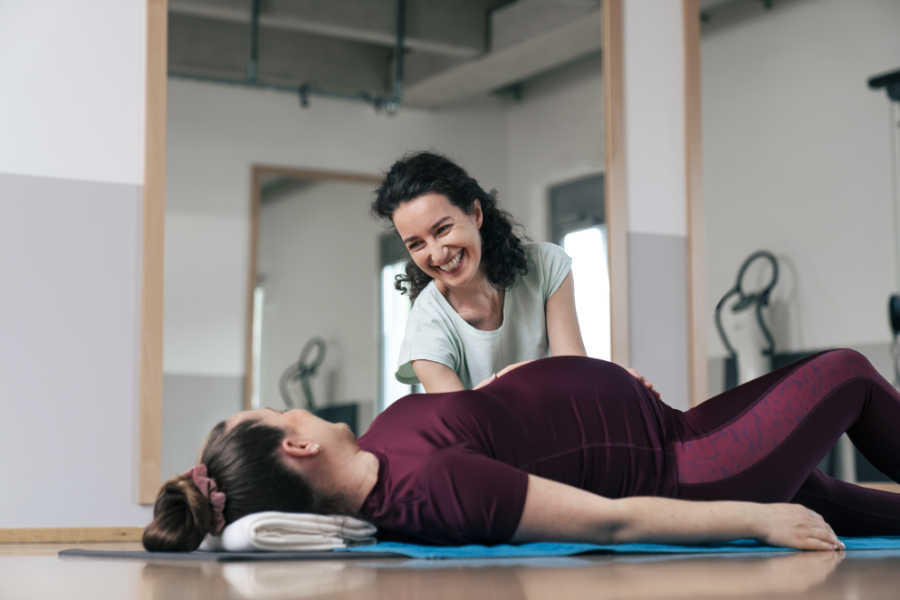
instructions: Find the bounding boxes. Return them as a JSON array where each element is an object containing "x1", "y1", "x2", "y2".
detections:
[{"x1": 673, "y1": 349, "x2": 900, "y2": 536}]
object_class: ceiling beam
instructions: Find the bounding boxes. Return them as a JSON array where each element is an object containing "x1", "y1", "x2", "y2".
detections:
[
  {"x1": 168, "y1": 14, "x2": 392, "y2": 94},
  {"x1": 404, "y1": 8, "x2": 603, "y2": 109}
]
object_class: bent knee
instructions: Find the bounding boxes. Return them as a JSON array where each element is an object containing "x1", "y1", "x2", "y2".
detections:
[{"x1": 812, "y1": 349, "x2": 878, "y2": 379}]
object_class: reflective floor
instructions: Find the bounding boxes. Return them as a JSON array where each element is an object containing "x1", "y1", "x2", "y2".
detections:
[{"x1": 2, "y1": 543, "x2": 900, "y2": 600}]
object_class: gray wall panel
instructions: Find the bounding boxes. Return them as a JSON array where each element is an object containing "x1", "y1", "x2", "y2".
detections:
[
  {"x1": 707, "y1": 355, "x2": 727, "y2": 398},
  {"x1": 628, "y1": 232, "x2": 690, "y2": 411},
  {"x1": 0, "y1": 172, "x2": 151, "y2": 527}
]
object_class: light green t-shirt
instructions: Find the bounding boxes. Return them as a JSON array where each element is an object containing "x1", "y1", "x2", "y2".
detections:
[{"x1": 396, "y1": 242, "x2": 573, "y2": 389}]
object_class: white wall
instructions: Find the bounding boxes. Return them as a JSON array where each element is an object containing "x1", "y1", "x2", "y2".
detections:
[
  {"x1": 506, "y1": 54, "x2": 605, "y2": 240},
  {"x1": 166, "y1": 52, "x2": 615, "y2": 386},
  {"x1": 0, "y1": 1, "x2": 151, "y2": 527},
  {"x1": 703, "y1": 0, "x2": 900, "y2": 357},
  {"x1": 165, "y1": 79, "x2": 509, "y2": 377},
  {"x1": 0, "y1": 1, "x2": 145, "y2": 186},
  {"x1": 623, "y1": 0, "x2": 687, "y2": 238}
]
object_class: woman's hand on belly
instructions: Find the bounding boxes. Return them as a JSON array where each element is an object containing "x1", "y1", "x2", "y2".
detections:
[
  {"x1": 497, "y1": 360, "x2": 533, "y2": 377},
  {"x1": 626, "y1": 368, "x2": 661, "y2": 399},
  {"x1": 511, "y1": 475, "x2": 843, "y2": 551},
  {"x1": 473, "y1": 360, "x2": 533, "y2": 389}
]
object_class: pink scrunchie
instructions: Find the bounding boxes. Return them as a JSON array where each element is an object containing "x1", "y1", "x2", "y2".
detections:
[{"x1": 182, "y1": 464, "x2": 227, "y2": 535}]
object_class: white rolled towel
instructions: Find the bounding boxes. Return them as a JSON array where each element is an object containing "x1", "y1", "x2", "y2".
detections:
[{"x1": 199, "y1": 512, "x2": 378, "y2": 552}]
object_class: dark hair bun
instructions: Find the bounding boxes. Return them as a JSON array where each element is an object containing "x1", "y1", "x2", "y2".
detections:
[
  {"x1": 144, "y1": 419, "x2": 326, "y2": 552},
  {"x1": 142, "y1": 476, "x2": 211, "y2": 552}
]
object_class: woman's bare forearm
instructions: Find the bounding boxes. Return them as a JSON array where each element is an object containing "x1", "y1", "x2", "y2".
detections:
[
  {"x1": 607, "y1": 497, "x2": 760, "y2": 544},
  {"x1": 411, "y1": 360, "x2": 465, "y2": 393},
  {"x1": 609, "y1": 497, "x2": 842, "y2": 550},
  {"x1": 513, "y1": 475, "x2": 842, "y2": 550}
]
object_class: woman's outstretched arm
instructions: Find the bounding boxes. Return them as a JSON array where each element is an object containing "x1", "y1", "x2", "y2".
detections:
[
  {"x1": 511, "y1": 475, "x2": 843, "y2": 551},
  {"x1": 545, "y1": 271, "x2": 588, "y2": 357}
]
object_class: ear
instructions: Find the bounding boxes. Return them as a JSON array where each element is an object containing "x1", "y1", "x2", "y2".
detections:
[
  {"x1": 472, "y1": 199, "x2": 483, "y2": 229},
  {"x1": 281, "y1": 438, "x2": 322, "y2": 458}
]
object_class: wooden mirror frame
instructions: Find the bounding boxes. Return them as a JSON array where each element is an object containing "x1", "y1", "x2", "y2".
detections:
[
  {"x1": 137, "y1": 0, "x2": 633, "y2": 503},
  {"x1": 138, "y1": 0, "x2": 167, "y2": 505}
]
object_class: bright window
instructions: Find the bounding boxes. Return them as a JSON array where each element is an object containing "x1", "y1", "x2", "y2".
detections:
[
  {"x1": 563, "y1": 225, "x2": 611, "y2": 361},
  {"x1": 381, "y1": 260, "x2": 414, "y2": 409},
  {"x1": 250, "y1": 283, "x2": 265, "y2": 409}
]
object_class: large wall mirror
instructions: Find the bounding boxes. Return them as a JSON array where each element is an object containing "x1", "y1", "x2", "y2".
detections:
[{"x1": 142, "y1": 0, "x2": 626, "y2": 495}]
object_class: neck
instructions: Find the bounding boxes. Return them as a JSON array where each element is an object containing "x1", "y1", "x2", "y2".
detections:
[
  {"x1": 338, "y1": 450, "x2": 380, "y2": 514},
  {"x1": 436, "y1": 269, "x2": 500, "y2": 308}
]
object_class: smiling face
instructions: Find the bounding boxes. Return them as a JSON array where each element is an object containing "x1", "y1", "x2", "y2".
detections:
[{"x1": 392, "y1": 193, "x2": 484, "y2": 291}]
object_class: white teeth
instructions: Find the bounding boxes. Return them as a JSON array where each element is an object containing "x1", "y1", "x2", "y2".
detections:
[{"x1": 438, "y1": 250, "x2": 462, "y2": 272}]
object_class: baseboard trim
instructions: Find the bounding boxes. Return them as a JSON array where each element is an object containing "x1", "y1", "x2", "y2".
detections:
[{"x1": 0, "y1": 527, "x2": 143, "y2": 543}]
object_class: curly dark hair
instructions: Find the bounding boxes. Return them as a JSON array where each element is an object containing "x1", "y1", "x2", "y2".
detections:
[{"x1": 372, "y1": 151, "x2": 528, "y2": 303}]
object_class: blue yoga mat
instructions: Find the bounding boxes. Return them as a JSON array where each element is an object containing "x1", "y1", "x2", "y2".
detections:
[{"x1": 337, "y1": 537, "x2": 900, "y2": 559}]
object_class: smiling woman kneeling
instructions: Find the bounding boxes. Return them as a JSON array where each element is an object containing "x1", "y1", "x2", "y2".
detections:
[
  {"x1": 371, "y1": 151, "x2": 658, "y2": 397},
  {"x1": 144, "y1": 351, "x2": 900, "y2": 552}
]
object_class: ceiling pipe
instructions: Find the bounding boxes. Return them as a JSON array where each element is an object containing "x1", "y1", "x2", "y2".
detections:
[
  {"x1": 246, "y1": 0, "x2": 260, "y2": 82},
  {"x1": 168, "y1": 0, "x2": 406, "y2": 115},
  {"x1": 299, "y1": 0, "x2": 405, "y2": 113}
]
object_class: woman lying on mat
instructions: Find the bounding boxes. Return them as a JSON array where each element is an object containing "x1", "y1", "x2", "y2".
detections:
[{"x1": 144, "y1": 349, "x2": 900, "y2": 552}]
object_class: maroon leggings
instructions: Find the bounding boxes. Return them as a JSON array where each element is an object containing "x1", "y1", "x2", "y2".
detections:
[{"x1": 671, "y1": 349, "x2": 900, "y2": 536}]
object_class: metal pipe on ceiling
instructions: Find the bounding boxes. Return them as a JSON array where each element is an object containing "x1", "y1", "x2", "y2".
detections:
[
  {"x1": 299, "y1": 0, "x2": 405, "y2": 113},
  {"x1": 168, "y1": 0, "x2": 407, "y2": 115},
  {"x1": 246, "y1": 0, "x2": 260, "y2": 82}
]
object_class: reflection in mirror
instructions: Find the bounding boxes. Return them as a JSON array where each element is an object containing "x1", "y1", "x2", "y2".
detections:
[
  {"x1": 160, "y1": 0, "x2": 609, "y2": 483},
  {"x1": 251, "y1": 170, "x2": 383, "y2": 433},
  {"x1": 550, "y1": 174, "x2": 611, "y2": 360},
  {"x1": 380, "y1": 235, "x2": 418, "y2": 409}
]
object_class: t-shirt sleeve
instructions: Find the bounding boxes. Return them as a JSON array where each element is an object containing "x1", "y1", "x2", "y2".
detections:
[
  {"x1": 534, "y1": 242, "x2": 573, "y2": 301},
  {"x1": 422, "y1": 446, "x2": 530, "y2": 544},
  {"x1": 395, "y1": 300, "x2": 461, "y2": 385}
]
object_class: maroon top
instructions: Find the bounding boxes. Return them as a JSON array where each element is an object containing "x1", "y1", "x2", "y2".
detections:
[{"x1": 357, "y1": 357, "x2": 677, "y2": 545}]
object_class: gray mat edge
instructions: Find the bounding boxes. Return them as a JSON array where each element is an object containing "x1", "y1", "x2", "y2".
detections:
[{"x1": 58, "y1": 549, "x2": 405, "y2": 562}]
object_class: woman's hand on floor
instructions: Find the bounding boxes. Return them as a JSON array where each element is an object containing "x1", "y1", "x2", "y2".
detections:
[
  {"x1": 626, "y1": 368, "x2": 661, "y2": 399},
  {"x1": 513, "y1": 476, "x2": 843, "y2": 551},
  {"x1": 752, "y1": 504, "x2": 844, "y2": 551}
]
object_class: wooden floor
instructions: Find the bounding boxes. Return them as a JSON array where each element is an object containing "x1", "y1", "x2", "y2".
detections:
[{"x1": 2, "y1": 542, "x2": 900, "y2": 599}]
